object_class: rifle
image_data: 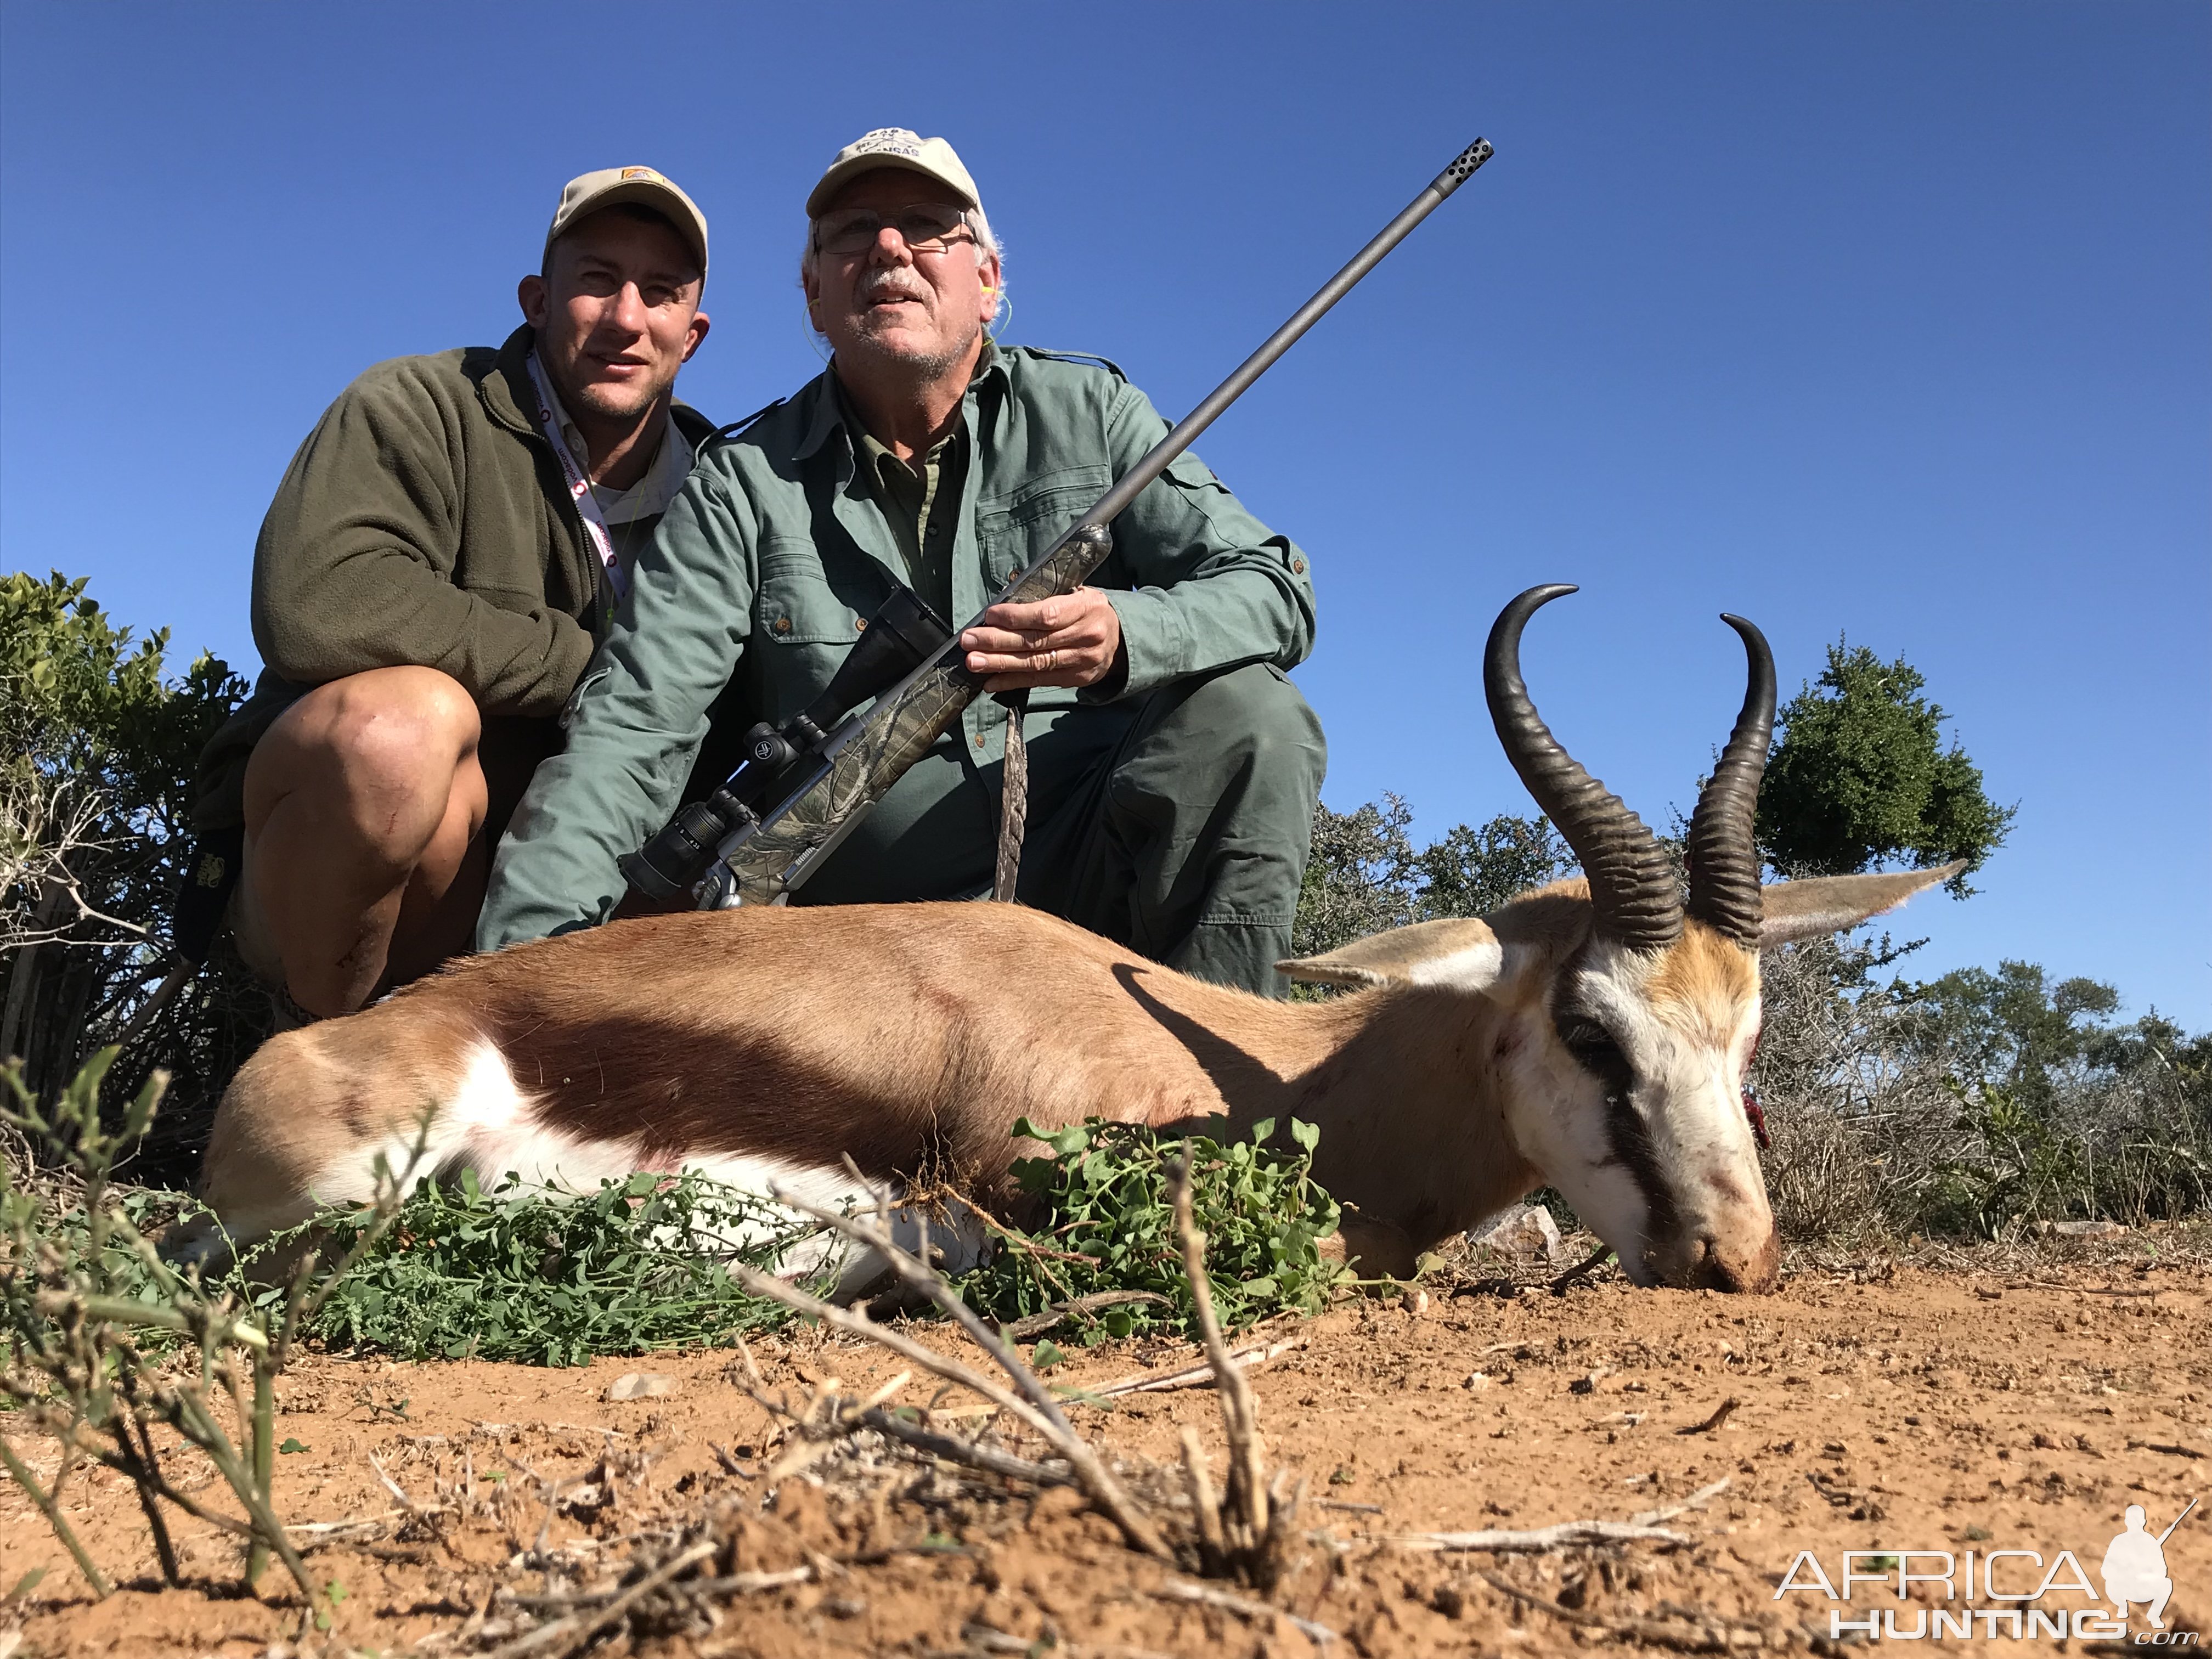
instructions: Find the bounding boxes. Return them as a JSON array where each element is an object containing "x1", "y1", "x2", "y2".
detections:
[{"x1": 622, "y1": 137, "x2": 1495, "y2": 910}]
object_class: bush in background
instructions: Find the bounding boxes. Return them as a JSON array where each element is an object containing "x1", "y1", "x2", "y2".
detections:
[
  {"x1": 1293, "y1": 793, "x2": 1573, "y2": 962},
  {"x1": 1, "y1": 573, "x2": 262, "y2": 1182},
  {"x1": 1756, "y1": 638, "x2": 2015, "y2": 894},
  {"x1": 1756, "y1": 936, "x2": 2210, "y2": 1241},
  {"x1": 1296, "y1": 785, "x2": 2207, "y2": 1241}
]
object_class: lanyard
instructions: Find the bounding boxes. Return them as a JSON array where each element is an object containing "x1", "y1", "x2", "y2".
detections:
[{"x1": 525, "y1": 354, "x2": 627, "y2": 604}]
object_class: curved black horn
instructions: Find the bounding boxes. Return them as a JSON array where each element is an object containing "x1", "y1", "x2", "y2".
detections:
[
  {"x1": 1683, "y1": 613, "x2": 1776, "y2": 950},
  {"x1": 1483, "y1": 585, "x2": 1682, "y2": 952}
]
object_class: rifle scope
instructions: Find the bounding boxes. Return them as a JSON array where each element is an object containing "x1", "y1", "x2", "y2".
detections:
[{"x1": 618, "y1": 584, "x2": 955, "y2": 899}]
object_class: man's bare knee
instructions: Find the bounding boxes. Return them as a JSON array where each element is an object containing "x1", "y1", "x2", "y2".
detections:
[
  {"x1": 281, "y1": 669, "x2": 477, "y2": 787},
  {"x1": 251, "y1": 668, "x2": 482, "y2": 851}
]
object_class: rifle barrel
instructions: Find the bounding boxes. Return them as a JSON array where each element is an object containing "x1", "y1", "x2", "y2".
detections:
[
  {"x1": 2156, "y1": 1496, "x2": 2197, "y2": 1544},
  {"x1": 1080, "y1": 138, "x2": 1493, "y2": 533}
]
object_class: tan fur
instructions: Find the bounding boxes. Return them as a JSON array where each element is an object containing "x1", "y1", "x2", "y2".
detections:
[
  {"x1": 199, "y1": 898, "x2": 1553, "y2": 1273},
  {"x1": 1646, "y1": 923, "x2": 1760, "y2": 1045}
]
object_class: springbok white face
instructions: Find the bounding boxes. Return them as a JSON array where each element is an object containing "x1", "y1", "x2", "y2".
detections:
[
  {"x1": 1509, "y1": 928, "x2": 1773, "y2": 1290},
  {"x1": 1285, "y1": 584, "x2": 1959, "y2": 1291}
]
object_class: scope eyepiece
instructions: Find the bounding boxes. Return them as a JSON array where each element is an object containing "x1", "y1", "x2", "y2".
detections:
[{"x1": 619, "y1": 798, "x2": 735, "y2": 899}]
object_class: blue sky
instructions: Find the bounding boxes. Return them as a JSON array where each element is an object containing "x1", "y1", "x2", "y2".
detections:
[{"x1": 2, "y1": 2, "x2": 2205, "y2": 1022}]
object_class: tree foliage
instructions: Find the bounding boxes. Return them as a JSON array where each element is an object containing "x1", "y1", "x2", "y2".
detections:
[
  {"x1": 1755, "y1": 639, "x2": 2013, "y2": 892},
  {"x1": 1293, "y1": 793, "x2": 1576, "y2": 962},
  {"x1": 1, "y1": 572, "x2": 258, "y2": 1170}
]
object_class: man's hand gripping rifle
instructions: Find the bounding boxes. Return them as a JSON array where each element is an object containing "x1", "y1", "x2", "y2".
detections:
[{"x1": 622, "y1": 137, "x2": 1495, "y2": 910}]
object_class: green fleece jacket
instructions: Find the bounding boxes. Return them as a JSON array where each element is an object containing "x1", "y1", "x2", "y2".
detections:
[{"x1": 193, "y1": 324, "x2": 716, "y2": 831}]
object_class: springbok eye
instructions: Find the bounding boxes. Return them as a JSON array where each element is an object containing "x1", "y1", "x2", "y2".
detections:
[{"x1": 1556, "y1": 1017, "x2": 1627, "y2": 1076}]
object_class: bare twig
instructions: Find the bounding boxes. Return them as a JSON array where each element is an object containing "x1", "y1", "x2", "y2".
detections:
[
  {"x1": 1630, "y1": 1476, "x2": 1732, "y2": 1527},
  {"x1": 1087, "y1": 1335, "x2": 1307, "y2": 1398},
  {"x1": 1677, "y1": 1396, "x2": 1740, "y2": 1435},
  {"x1": 1001, "y1": 1290, "x2": 1172, "y2": 1341},
  {"x1": 484, "y1": 1538, "x2": 718, "y2": 1658},
  {"x1": 1171, "y1": 1147, "x2": 1301, "y2": 1589},
  {"x1": 853, "y1": 1408, "x2": 1074, "y2": 1487},
  {"x1": 1180, "y1": 1427, "x2": 1227, "y2": 1568},
  {"x1": 1550, "y1": 1243, "x2": 1615, "y2": 1295},
  {"x1": 737, "y1": 1189, "x2": 1170, "y2": 1562},
  {"x1": 2023, "y1": 1279, "x2": 2166, "y2": 1299},
  {"x1": 1396, "y1": 1477, "x2": 1729, "y2": 1554},
  {"x1": 2130, "y1": 1440, "x2": 2205, "y2": 1460},
  {"x1": 1396, "y1": 1519, "x2": 1690, "y2": 1553}
]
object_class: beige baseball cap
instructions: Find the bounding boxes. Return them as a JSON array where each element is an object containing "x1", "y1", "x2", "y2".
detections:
[
  {"x1": 544, "y1": 166, "x2": 709, "y2": 279},
  {"x1": 805, "y1": 128, "x2": 982, "y2": 218}
]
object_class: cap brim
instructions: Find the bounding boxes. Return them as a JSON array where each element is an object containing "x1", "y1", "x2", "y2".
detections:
[
  {"x1": 548, "y1": 180, "x2": 709, "y2": 279},
  {"x1": 805, "y1": 154, "x2": 979, "y2": 219}
]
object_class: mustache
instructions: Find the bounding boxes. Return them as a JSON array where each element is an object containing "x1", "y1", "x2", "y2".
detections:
[{"x1": 855, "y1": 270, "x2": 931, "y2": 306}]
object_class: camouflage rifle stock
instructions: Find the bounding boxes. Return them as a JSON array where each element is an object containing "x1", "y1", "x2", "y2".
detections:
[{"x1": 676, "y1": 138, "x2": 1497, "y2": 909}]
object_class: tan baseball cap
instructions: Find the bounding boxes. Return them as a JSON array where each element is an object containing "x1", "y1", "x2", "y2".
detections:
[
  {"x1": 805, "y1": 128, "x2": 982, "y2": 218},
  {"x1": 544, "y1": 166, "x2": 709, "y2": 279}
]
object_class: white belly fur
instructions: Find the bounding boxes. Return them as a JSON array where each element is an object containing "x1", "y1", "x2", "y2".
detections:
[{"x1": 307, "y1": 1039, "x2": 989, "y2": 1303}]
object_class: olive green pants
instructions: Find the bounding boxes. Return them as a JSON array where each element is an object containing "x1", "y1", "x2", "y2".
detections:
[{"x1": 793, "y1": 664, "x2": 1326, "y2": 996}]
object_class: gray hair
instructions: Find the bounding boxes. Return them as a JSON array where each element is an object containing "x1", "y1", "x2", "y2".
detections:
[{"x1": 800, "y1": 204, "x2": 1006, "y2": 329}]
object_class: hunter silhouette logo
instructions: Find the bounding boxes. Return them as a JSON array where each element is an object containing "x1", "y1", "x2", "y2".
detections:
[
  {"x1": 1774, "y1": 1499, "x2": 2199, "y2": 1642},
  {"x1": 2105, "y1": 1500, "x2": 2194, "y2": 1631}
]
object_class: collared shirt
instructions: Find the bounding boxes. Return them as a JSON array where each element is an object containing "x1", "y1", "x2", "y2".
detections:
[
  {"x1": 837, "y1": 367, "x2": 974, "y2": 625},
  {"x1": 479, "y1": 342, "x2": 1318, "y2": 951},
  {"x1": 536, "y1": 368, "x2": 697, "y2": 573}
]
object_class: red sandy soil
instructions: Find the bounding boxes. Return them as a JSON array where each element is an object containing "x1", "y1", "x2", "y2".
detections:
[{"x1": 4, "y1": 1245, "x2": 2207, "y2": 1657}]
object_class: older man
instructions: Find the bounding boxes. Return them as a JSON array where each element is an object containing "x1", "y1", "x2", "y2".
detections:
[
  {"x1": 479, "y1": 130, "x2": 1324, "y2": 994},
  {"x1": 193, "y1": 168, "x2": 716, "y2": 1020}
]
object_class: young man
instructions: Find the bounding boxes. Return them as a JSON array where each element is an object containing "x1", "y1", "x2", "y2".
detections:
[
  {"x1": 193, "y1": 167, "x2": 716, "y2": 1019},
  {"x1": 480, "y1": 130, "x2": 1324, "y2": 995}
]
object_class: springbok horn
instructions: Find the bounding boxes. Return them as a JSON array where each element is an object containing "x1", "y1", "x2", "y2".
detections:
[
  {"x1": 1684, "y1": 614, "x2": 1776, "y2": 950},
  {"x1": 1483, "y1": 585, "x2": 1683, "y2": 952}
]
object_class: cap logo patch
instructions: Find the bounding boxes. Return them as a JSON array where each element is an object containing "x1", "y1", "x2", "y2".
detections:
[
  {"x1": 619, "y1": 166, "x2": 659, "y2": 181},
  {"x1": 850, "y1": 128, "x2": 923, "y2": 158}
]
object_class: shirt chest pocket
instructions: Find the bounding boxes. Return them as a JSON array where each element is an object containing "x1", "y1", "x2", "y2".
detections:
[
  {"x1": 752, "y1": 541, "x2": 881, "y2": 717},
  {"x1": 755, "y1": 542, "x2": 873, "y2": 645},
  {"x1": 972, "y1": 464, "x2": 1114, "y2": 586}
]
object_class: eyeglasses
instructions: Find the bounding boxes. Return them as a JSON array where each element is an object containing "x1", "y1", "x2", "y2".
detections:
[{"x1": 812, "y1": 204, "x2": 976, "y2": 258}]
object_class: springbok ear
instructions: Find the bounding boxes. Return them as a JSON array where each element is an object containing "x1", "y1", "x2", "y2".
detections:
[
  {"x1": 1759, "y1": 862, "x2": 1965, "y2": 948},
  {"x1": 1279, "y1": 917, "x2": 1510, "y2": 992}
]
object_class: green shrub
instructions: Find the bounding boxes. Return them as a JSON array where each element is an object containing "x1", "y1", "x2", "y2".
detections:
[
  {"x1": 957, "y1": 1115, "x2": 1350, "y2": 1344},
  {"x1": 297, "y1": 1169, "x2": 816, "y2": 1367}
]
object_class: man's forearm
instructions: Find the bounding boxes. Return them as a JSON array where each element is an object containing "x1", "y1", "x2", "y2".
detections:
[
  {"x1": 476, "y1": 729, "x2": 698, "y2": 950},
  {"x1": 1104, "y1": 561, "x2": 1313, "y2": 699},
  {"x1": 477, "y1": 470, "x2": 759, "y2": 950}
]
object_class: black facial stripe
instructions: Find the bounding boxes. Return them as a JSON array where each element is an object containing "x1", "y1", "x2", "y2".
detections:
[
  {"x1": 1553, "y1": 981, "x2": 1679, "y2": 1240},
  {"x1": 1601, "y1": 1084, "x2": 1680, "y2": 1240}
]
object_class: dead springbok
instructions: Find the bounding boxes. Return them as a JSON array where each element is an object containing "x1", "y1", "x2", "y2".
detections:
[{"x1": 187, "y1": 585, "x2": 1955, "y2": 1293}]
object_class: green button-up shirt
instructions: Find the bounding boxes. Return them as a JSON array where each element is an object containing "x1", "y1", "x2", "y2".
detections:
[{"x1": 477, "y1": 343, "x2": 1319, "y2": 950}]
